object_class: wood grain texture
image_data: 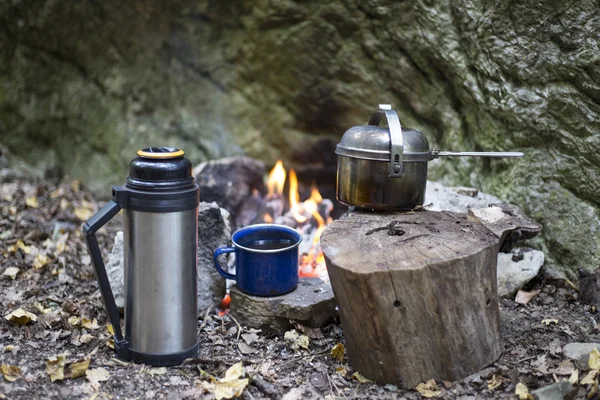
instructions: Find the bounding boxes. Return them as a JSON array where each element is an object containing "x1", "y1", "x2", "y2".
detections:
[{"x1": 321, "y1": 206, "x2": 541, "y2": 387}]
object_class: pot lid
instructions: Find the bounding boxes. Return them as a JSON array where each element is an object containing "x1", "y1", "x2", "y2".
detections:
[{"x1": 335, "y1": 125, "x2": 431, "y2": 162}]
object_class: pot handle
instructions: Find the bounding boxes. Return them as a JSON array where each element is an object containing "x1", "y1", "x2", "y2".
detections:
[
  {"x1": 368, "y1": 104, "x2": 404, "y2": 178},
  {"x1": 83, "y1": 200, "x2": 129, "y2": 359}
]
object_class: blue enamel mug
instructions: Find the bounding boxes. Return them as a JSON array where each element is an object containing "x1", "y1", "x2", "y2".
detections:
[{"x1": 213, "y1": 224, "x2": 302, "y2": 296}]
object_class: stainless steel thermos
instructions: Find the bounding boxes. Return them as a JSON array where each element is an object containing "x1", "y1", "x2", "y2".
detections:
[{"x1": 83, "y1": 147, "x2": 199, "y2": 366}]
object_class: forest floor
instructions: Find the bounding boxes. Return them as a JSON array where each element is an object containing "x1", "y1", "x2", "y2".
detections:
[{"x1": 1, "y1": 175, "x2": 599, "y2": 399}]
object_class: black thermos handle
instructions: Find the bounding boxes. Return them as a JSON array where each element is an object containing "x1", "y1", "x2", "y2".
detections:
[{"x1": 82, "y1": 200, "x2": 127, "y2": 352}]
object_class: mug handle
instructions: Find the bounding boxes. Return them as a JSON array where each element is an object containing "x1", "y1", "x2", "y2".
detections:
[{"x1": 214, "y1": 247, "x2": 236, "y2": 280}]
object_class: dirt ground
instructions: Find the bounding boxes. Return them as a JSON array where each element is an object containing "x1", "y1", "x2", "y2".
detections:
[{"x1": 1, "y1": 176, "x2": 598, "y2": 399}]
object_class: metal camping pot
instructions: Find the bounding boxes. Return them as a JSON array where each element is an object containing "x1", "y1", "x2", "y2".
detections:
[
  {"x1": 335, "y1": 105, "x2": 524, "y2": 211},
  {"x1": 83, "y1": 147, "x2": 199, "y2": 366}
]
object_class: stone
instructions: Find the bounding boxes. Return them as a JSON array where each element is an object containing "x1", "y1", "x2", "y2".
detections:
[
  {"x1": 229, "y1": 278, "x2": 336, "y2": 333},
  {"x1": 106, "y1": 202, "x2": 231, "y2": 312},
  {"x1": 563, "y1": 342, "x2": 600, "y2": 367},
  {"x1": 425, "y1": 181, "x2": 501, "y2": 213},
  {"x1": 531, "y1": 381, "x2": 577, "y2": 400},
  {"x1": 497, "y1": 248, "x2": 545, "y2": 297},
  {"x1": 1, "y1": 0, "x2": 599, "y2": 278},
  {"x1": 106, "y1": 232, "x2": 124, "y2": 309},
  {"x1": 579, "y1": 268, "x2": 600, "y2": 308}
]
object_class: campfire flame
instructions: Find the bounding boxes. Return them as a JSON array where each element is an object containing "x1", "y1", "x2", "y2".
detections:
[{"x1": 265, "y1": 160, "x2": 330, "y2": 280}]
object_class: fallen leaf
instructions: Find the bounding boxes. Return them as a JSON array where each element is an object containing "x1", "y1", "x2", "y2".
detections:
[
  {"x1": 33, "y1": 253, "x2": 51, "y2": 269},
  {"x1": 581, "y1": 370, "x2": 597, "y2": 385},
  {"x1": 541, "y1": 319, "x2": 558, "y2": 326},
  {"x1": 1, "y1": 364, "x2": 21, "y2": 382},
  {"x1": 70, "y1": 357, "x2": 91, "y2": 379},
  {"x1": 3, "y1": 345, "x2": 17, "y2": 354},
  {"x1": 2, "y1": 267, "x2": 19, "y2": 279},
  {"x1": 211, "y1": 362, "x2": 249, "y2": 400},
  {"x1": 71, "y1": 180, "x2": 80, "y2": 192},
  {"x1": 415, "y1": 379, "x2": 441, "y2": 398},
  {"x1": 46, "y1": 354, "x2": 67, "y2": 382},
  {"x1": 34, "y1": 302, "x2": 51, "y2": 314},
  {"x1": 74, "y1": 207, "x2": 94, "y2": 221},
  {"x1": 237, "y1": 342, "x2": 257, "y2": 355},
  {"x1": 4, "y1": 308, "x2": 37, "y2": 325},
  {"x1": 294, "y1": 323, "x2": 324, "y2": 339},
  {"x1": 8, "y1": 240, "x2": 30, "y2": 254},
  {"x1": 107, "y1": 324, "x2": 115, "y2": 335},
  {"x1": 487, "y1": 374, "x2": 509, "y2": 391},
  {"x1": 79, "y1": 334, "x2": 94, "y2": 344},
  {"x1": 281, "y1": 388, "x2": 304, "y2": 400},
  {"x1": 106, "y1": 339, "x2": 115, "y2": 350},
  {"x1": 81, "y1": 318, "x2": 100, "y2": 330},
  {"x1": 86, "y1": 367, "x2": 110, "y2": 389},
  {"x1": 553, "y1": 360, "x2": 575, "y2": 375},
  {"x1": 515, "y1": 382, "x2": 533, "y2": 400},
  {"x1": 515, "y1": 289, "x2": 540, "y2": 305},
  {"x1": 146, "y1": 367, "x2": 167, "y2": 376},
  {"x1": 532, "y1": 354, "x2": 550, "y2": 375},
  {"x1": 284, "y1": 329, "x2": 309, "y2": 351},
  {"x1": 335, "y1": 366, "x2": 348, "y2": 377},
  {"x1": 68, "y1": 316, "x2": 81, "y2": 326},
  {"x1": 241, "y1": 332, "x2": 259, "y2": 345},
  {"x1": 331, "y1": 343, "x2": 344, "y2": 362},
  {"x1": 589, "y1": 349, "x2": 600, "y2": 370},
  {"x1": 25, "y1": 196, "x2": 39, "y2": 208},
  {"x1": 569, "y1": 369, "x2": 579, "y2": 384},
  {"x1": 352, "y1": 371, "x2": 372, "y2": 384}
]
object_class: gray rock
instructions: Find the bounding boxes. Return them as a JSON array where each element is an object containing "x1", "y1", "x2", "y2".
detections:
[
  {"x1": 105, "y1": 202, "x2": 232, "y2": 312},
  {"x1": 497, "y1": 248, "x2": 545, "y2": 297},
  {"x1": 531, "y1": 381, "x2": 576, "y2": 400},
  {"x1": 230, "y1": 278, "x2": 337, "y2": 333},
  {"x1": 426, "y1": 181, "x2": 501, "y2": 213},
  {"x1": 563, "y1": 342, "x2": 600, "y2": 367},
  {"x1": 106, "y1": 231, "x2": 124, "y2": 309}
]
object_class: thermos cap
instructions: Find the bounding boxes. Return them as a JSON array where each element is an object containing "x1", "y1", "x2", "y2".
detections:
[
  {"x1": 137, "y1": 147, "x2": 185, "y2": 159},
  {"x1": 128, "y1": 147, "x2": 192, "y2": 183}
]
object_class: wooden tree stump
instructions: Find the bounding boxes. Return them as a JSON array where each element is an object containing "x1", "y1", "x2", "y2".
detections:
[{"x1": 321, "y1": 204, "x2": 541, "y2": 388}]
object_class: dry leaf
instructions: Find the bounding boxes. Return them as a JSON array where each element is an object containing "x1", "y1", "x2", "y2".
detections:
[
  {"x1": 331, "y1": 343, "x2": 344, "y2": 362},
  {"x1": 81, "y1": 318, "x2": 100, "y2": 330},
  {"x1": 2, "y1": 267, "x2": 19, "y2": 279},
  {"x1": 86, "y1": 367, "x2": 110, "y2": 389},
  {"x1": 1, "y1": 364, "x2": 22, "y2": 382},
  {"x1": 71, "y1": 180, "x2": 80, "y2": 192},
  {"x1": 33, "y1": 253, "x2": 51, "y2": 269},
  {"x1": 146, "y1": 367, "x2": 167, "y2": 376},
  {"x1": 580, "y1": 370, "x2": 597, "y2": 385},
  {"x1": 3, "y1": 345, "x2": 16, "y2": 354},
  {"x1": 9, "y1": 240, "x2": 30, "y2": 254},
  {"x1": 46, "y1": 354, "x2": 67, "y2": 382},
  {"x1": 211, "y1": 362, "x2": 249, "y2": 400},
  {"x1": 74, "y1": 207, "x2": 94, "y2": 221},
  {"x1": 294, "y1": 323, "x2": 324, "y2": 339},
  {"x1": 515, "y1": 289, "x2": 540, "y2": 305},
  {"x1": 335, "y1": 366, "x2": 348, "y2": 377},
  {"x1": 79, "y1": 334, "x2": 94, "y2": 344},
  {"x1": 70, "y1": 357, "x2": 91, "y2": 379},
  {"x1": 532, "y1": 354, "x2": 550, "y2": 374},
  {"x1": 106, "y1": 339, "x2": 115, "y2": 349},
  {"x1": 284, "y1": 329, "x2": 309, "y2": 351},
  {"x1": 487, "y1": 374, "x2": 509, "y2": 391},
  {"x1": 541, "y1": 319, "x2": 558, "y2": 326},
  {"x1": 107, "y1": 324, "x2": 115, "y2": 335},
  {"x1": 589, "y1": 349, "x2": 600, "y2": 370},
  {"x1": 25, "y1": 196, "x2": 39, "y2": 208},
  {"x1": 241, "y1": 332, "x2": 259, "y2": 345},
  {"x1": 352, "y1": 371, "x2": 372, "y2": 383},
  {"x1": 4, "y1": 308, "x2": 37, "y2": 325},
  {"x1": 68, "y1": 316, "x2": 81, "y2": 326},
  {"x1": 237, "y1": 342, "x2": 257, "y2": 355},
  {"x1": 515, "y1": 382, "x2": 533, "y2": 400},
  {"x1": 553, "y1": 360, "x2": 575, "y2": 375},
  {"x1": 415, "y1": 379, "x2": 441, "y2": 398},
  {"x1": 569, "y1": 369, "x2": 579, "y2": 384}
]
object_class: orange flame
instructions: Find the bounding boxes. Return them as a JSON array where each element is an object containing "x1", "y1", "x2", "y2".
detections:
[
  {"x1": 289, "y1": 169, "x2": 307, "y2": 223},
  {"x1": 267, "y1": 160, "x2": 286, "y2": 198},
  {"x1": 217, "y1": 294, "x2": 231, "y2": 316}
]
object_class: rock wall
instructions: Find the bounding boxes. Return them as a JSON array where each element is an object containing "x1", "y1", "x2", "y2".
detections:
[{"x1": 1, "y1": 0, "x2": 598, "y2": 277}]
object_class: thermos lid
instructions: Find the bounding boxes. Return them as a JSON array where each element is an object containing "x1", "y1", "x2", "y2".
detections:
[{"x1": 128, "y1": 147, "x2": 193, "y2": 183}]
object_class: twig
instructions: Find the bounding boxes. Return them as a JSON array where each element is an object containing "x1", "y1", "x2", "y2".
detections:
[
  {"x1": 279, "y1": 349, "x2": 330, "y2": 367},
  {"x1": 516, "y1": 355, "x2": 536, "y2": 363},
  {"x1": 327, "y1": 373, "x2": 348, "y2": 400},
  {"x1": 197, "y1": 307, "x2": 212, "y2": 335},
  {"x1": 393, "y1": 233, "x2": 429, "y2": 245},
  {"x1": 228, "y1": 313, "x2": 243, "y2": 342},
  {"x1": 564, "y1": 278, "x2": 579, "y2": 291}
]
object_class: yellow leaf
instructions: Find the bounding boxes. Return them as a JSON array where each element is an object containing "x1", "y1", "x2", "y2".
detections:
[
  {"x1": 86, "y1": 367, "x2": 110, "y2": 389},
  {"x1": 107, "y1": 324, "x2": 115, "y2": 335},
  {"x1": 284, "y1": 329, "x2": 309, "y2": 351},
  {"x1": 9, "y1": 240, "x2": 31, "y2": 255},
  {"x1": 106, "y1": 339, "x2": 115, "y2": 349},
  {"x1": 223, "y1": 362, "x2": 245, "y2": 381},
  {"x1": 74, "y1": 207, "x2": 94, "y2": 221},
  {"x1": 50, "y1": 188, "x2": 63, "y2": 199},
  {"x1": 487, "y1": 374, "x2": 508, "y2": 391},
  {"x1": 209, "y1": 362, "x2": 249, "y2": 400},
  {"x1": 3, "y1": 345, "x2": 16, "y2": 353},
  {"x1": 589, "y1": 349, "x2": 600, "y2": 370},
  {"x1": 2, "y1": 267, "x2": 19, "y2": 279},
  {"x1": 569, "y1": 370, "x2": 579, "y2": 384},
  {"x1": 4, "y1": 308, "x2": 37, "y2": 325},
  {"x1": 335, "y1": 366, "x2": 348, "y2": 377},
  {"x1": 351, "y1": 371, "x2": 373, "y2": 384},
  {"x1": 146, "y1": 367, "x2": 167, "y2": 376},
  {"x1": 68, "y1": 316, "x2": 81, "y2": 326},
  {"x1": 541, "y1": 319, "x2": 558, "y2": 326},
  {"x1": 71, "y1": 180, "x2": 80, "y2": 192},
  {"x1": 581, "y1": 370, "x2": 598, "y2": 385},
  {"x1": 79, "y1": 334, "x2": 94, "y2": 344},
  {"x1": 59, "y1": 198, "x2": 69, "y2": 211},
  {"x1": 34, "y1": 302, "x2": 51, "y2": 314},
  {"x1": 331, "y1": 343, "x2": 344, "y2": 362},
  {"x1": 70, "y1": 357, "x2": 90, "y2": 379},
  {"x1": 81, "y1": 318, "x2": 100, "y2": 330},
  {"x1": 415, "y1": 379, "x2": 441, "y2": 398},
  {"x1": 25, "y1": 196, "x2": 39, "y2": 208},
  {"x1": 1, "y1": 363, "x2": 21, "y2": 382},
  {"x1": 515, "y1": 382, "x2": 533, "y2": 400},
  {"x1": 46, "y1": 354, "x2": 67, "y2": 382},
  {"x1": 33, "y1": 253, "x2": 51, "y2": 269}
]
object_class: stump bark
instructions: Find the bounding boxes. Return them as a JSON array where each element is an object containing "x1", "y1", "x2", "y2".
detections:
[{"x1": 320, "y1": 205, "x2": 541, "y2": 387}]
